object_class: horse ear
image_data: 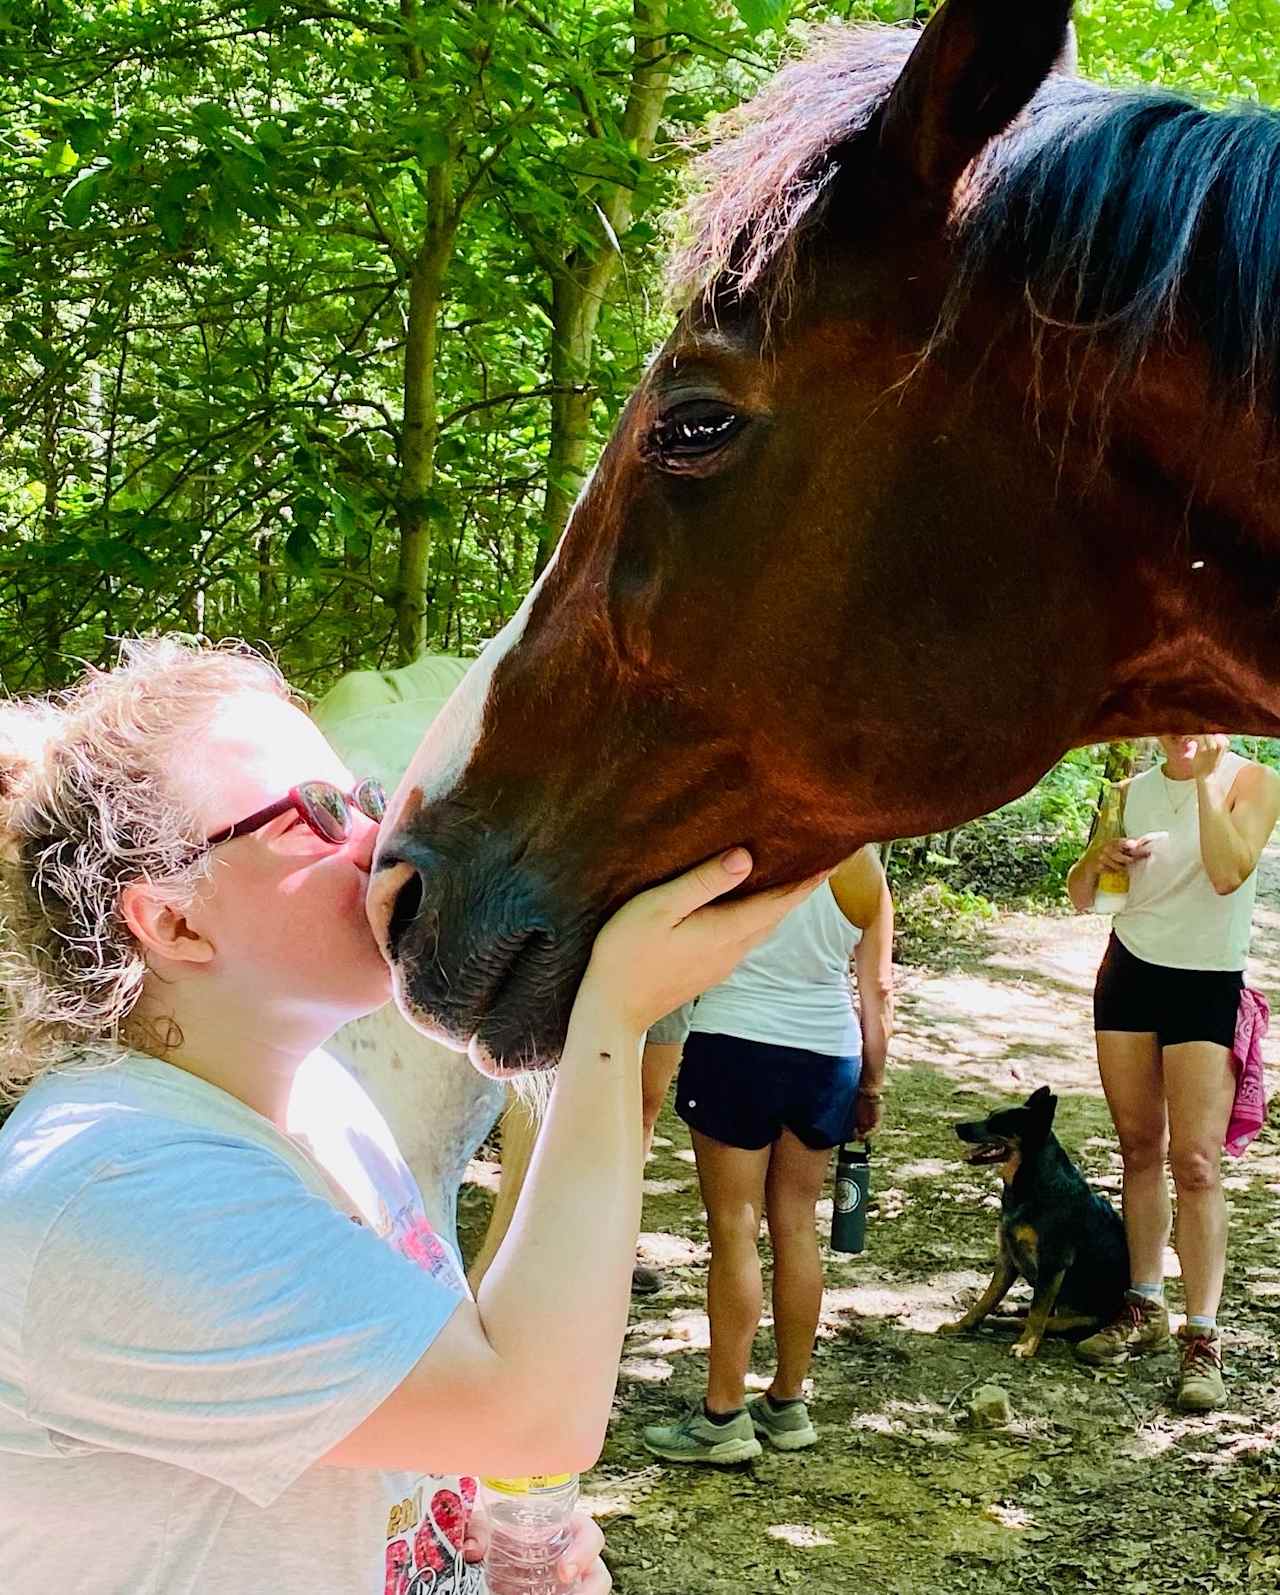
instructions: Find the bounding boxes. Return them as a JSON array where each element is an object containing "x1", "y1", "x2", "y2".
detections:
[{"x1": 877, "y1": 0, "x2": 1074, "y2": 207}]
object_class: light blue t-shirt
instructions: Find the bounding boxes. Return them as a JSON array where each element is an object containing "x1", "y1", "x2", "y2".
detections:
[{"x1": 0, "y1": 1049, "x2": 480, "y2": 1595}]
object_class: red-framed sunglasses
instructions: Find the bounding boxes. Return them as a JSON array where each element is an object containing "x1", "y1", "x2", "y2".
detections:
[{"x1": 205, "y1": 778, "x2": 387, "y2": 850}]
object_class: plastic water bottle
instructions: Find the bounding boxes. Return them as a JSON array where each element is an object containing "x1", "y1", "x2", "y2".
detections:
[
  {"x1": 480, "y1": 1473, "x2": 579, "y2": 1594},
  {"x1": 1091, "y1": 783, "x2": 1130, "y2": 913},
  {"x1": 831, "y1": 1144, "x2": 870, "y2": 1254}
]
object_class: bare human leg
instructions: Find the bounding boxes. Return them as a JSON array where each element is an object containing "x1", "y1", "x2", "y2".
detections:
[
  {"x1": 1163, "y1": 1040, "x2": 1236, "y2": 1321},
  {"x1": 1096, "y1": 1030, "x2": 1168, "y2": 1287},
  {"x1": 763, "y1": 1128, "x2": 832, "y2": 1400},
  {"x1": 692, "y1": 1129, "x2": 771, "y2": 1415}
]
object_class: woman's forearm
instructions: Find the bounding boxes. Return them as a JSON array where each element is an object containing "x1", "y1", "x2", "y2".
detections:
[
  {"x1": 1066, "y1": 850, "x2": 1101, "y2": 912},
  {"x1": 854, "y1": 929, "x2": 893, "y2": 1088},
  {"x1": 859, "y1": 1024, "x2": 888, "y2": 1088},
  {"x1": 1197, "y1": 778, "x2": 1257, "y2": 894},
  {"x1": 474, "y1": 991, "x2": 643, "y2": 1464}
]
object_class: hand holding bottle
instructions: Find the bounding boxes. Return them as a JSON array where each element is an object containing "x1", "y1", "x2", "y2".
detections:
[{"x1": 1094, "y1": 837, "x2": 1153, "y2": 872}]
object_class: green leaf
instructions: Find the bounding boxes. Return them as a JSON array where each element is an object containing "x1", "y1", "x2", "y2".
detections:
[
  {"x1": 291, "y1": 493, "x2": 325, "y2": 527},
  {"x1": 422, "y1": 490, "x2": 450, "y2": 523},
  {"x1": 191, "y1": 103, "x2": 233, "y2": 131},
  {"x1": 331, "y1": 496, "x2": 356, "y2": 537},
  {"x1": 415, "y1": 127, "x2": 450, "y2": 167},
  {"x1": 42, "y1": 140, "x2": 78, "y2": 176},
  {"x1": 62, "y1": 169, "x2": 101, "y2": 228},
  {"x1": 87, "y1": 537, "x2": 160, "y2": 584},
  {"x1": 284, "y1": 523, "x2": 320, "y2": 574},
  {"x1": 731, "y1": 0, "x2": 790, "y2": 35},
  {"x1": 153, "y1": 200, "x2": 187, "y2": 249}
]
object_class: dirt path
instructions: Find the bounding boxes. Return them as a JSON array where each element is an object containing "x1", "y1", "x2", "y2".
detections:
[{"x1": 465, "y1": 855, "x2": 1280, "y2": 1592}]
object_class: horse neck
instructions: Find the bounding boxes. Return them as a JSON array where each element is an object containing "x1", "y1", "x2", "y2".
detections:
[{"x1": 1003, "y1": 331, "x2": 1280, "y2": 743}]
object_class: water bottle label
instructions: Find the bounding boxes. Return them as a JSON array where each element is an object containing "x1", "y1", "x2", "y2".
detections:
[
  {"x1": 834, "y1": 1177, "x2": 862, "y2": 1214},
  {"x1": 480, "y1": 1474, "x2": 574, "y2": 1495}
]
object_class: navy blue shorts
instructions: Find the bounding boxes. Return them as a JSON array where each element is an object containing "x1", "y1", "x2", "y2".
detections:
[{"x1": 675, "y1": 1032, "x2": 861, "y2": 1151}]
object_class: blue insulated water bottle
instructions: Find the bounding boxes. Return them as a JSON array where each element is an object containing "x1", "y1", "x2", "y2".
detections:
[{"x1": 831, "y1": 1144, "x2": 870, "y2": 1254}]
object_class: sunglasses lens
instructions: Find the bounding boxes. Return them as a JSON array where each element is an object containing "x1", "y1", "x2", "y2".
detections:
[
  {"x1": 299, "y1": 783, "x2": 349, "y2": 843},
  {"x1": 354, "y1": 778, "x2": 387, "y2": 823}
]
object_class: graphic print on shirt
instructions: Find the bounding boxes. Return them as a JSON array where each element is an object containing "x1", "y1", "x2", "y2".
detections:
[
  {"x1": 381, "y1": 1202, "x2": 480, "y2": 1594},
  {"x1": 385, "y1": 1478, "x2": 483, "y2": 1595},
  {"x1": 390, "y1": 1206, "x2": 468, "y2": 1294}
]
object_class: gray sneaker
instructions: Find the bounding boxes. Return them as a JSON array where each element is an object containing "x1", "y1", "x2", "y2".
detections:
[
  {"x1": 642, "y1": 1403, "x2": 762, "y2": 1465},
  {"x1": 748, "y1": 1393, "x2": 817, "y2": 1451},
  {"x1": 1075, "y1": 1292, "x2": 1172, "y2": 1366}
]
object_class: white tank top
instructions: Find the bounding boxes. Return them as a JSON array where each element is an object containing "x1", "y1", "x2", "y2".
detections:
[
  {"x1": 1115, "y1": 751, "x2": 1256, "y2": 971},
  {"x1": 690, "y1": 880, "x2": 863, "y2": 1056}
]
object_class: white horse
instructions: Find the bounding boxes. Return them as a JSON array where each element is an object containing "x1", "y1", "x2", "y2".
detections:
[{"x1": 302, "y1": 655, "x2": 538, "y2": 1271}]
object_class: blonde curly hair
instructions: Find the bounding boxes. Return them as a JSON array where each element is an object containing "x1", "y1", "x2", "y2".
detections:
[{"x1": 0, "y1": 637, "x2": 294, "y2": 1101}]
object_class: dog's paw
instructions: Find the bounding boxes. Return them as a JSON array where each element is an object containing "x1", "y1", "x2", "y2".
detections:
[
  {"x1": 937, "y1": 1318, "x2": 971, "y2": 1336},
  {"x1": 1009, "y1": 1339, "x2": 1038, "y2": 1359}
]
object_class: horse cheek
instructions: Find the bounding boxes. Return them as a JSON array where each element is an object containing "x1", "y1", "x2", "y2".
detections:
[{"x1": 609, "y1": 575, "x2": 655, "y2": 670}]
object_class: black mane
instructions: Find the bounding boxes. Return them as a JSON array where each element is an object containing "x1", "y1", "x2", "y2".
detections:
[
  {"x1": 672, "y1": 24, "x2": 1280, "y2": 408},
  {"x1": 960, "y1": 73, "x2": 1280, "y2": 409}
]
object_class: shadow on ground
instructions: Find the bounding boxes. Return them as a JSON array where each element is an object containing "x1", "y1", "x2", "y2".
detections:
[{"x1": 460, "y1": 850, "x2": 1280, "y2": 1593}]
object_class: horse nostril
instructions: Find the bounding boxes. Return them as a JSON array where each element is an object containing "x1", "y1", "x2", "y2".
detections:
[{"x1": 387, "y1": 869, "x2": 425, "y2": 958}]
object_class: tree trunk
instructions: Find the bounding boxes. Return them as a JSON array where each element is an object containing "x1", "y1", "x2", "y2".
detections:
[
  {"x1": 394, "y1": 235, "x2": 448, "y2": 663},
  {"x1": 538, "y1": 275, "x2": 597, "y2": 571},
  {"x1": 257, "y1": 534, "x2": 275, "y2": 640},
  {"x1": 1093, "y1": 739, "x2": 1141, "y2": 825},
  {"x1": 38, "y1": 291, "x2": 66, "y2": 686},
  {"x1": 1102, "y1": 740, "x2": 1140, "y2": 785},
  {"x1": 533, "y1": 0, "x2": 673, "y2": 574}
]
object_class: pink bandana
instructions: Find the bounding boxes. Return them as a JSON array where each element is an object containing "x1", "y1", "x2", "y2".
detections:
[{"x1": 1227, "y1": 987, "x2": 1270, "y2": 1157}]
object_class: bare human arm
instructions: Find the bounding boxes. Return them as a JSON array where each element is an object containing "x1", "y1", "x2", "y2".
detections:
[
  {"x1": 831, "y1": 847, "x2": 894, "y2": 1139},
  {"x1": 1191, "y1": 737, "x2": 1280, "y2": 894},
  {"x1": 1065, "y1": 776, "x2": 1152, "y2": 912},
  {"x1": 322, "y1": 852, "x2": 823, "y2": 1480}
]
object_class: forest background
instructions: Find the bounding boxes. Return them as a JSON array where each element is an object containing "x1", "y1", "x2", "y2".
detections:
[{"x1": 5, "y1": 0, "x2": 1280, "y2": 944}]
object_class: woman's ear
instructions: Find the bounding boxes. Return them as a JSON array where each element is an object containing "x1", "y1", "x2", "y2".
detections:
[{"x1": 120, "y1": 883, "x2": 216, "y2": 967}]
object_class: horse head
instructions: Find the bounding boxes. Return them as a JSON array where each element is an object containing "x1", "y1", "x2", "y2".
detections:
[{"x1": 370, "y1": 0, "x2": 1280, "y2": 1070}]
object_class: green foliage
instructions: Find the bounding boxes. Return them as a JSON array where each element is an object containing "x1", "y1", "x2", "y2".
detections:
[
  {"x1": 1077, "y1": 0, "x2": 1280, "y2": 103},
  {"x1": 0, "y1": 0, "x2": 1275, "y2": 708},
  {"x1": 889, "y1": 736, "x2": 1280, "y2": 958},
  {"x1": 891, "y1": 878, "x2": 998, "y2": 965},
  {"x1": 1, "y1": 0, "x2": 780, "y2": 686}
]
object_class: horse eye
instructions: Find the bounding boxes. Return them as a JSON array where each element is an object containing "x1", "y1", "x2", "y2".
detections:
[{"x1": 649, "y1": 400, "x2": 745, "y2": 468}]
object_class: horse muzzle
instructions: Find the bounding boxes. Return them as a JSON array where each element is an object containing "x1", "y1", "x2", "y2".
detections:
[{"x1": 366, "y1": 823, "x2": 588, "y2": 1072}]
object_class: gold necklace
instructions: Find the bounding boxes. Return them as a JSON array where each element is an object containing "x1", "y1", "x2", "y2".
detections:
[{"x1": 1161, "y1": 770, "x2": 1198, "y2": 816}]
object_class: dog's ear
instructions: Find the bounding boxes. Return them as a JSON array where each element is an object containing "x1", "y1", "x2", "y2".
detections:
[{"x1": 1025, "y1": 1086, "x2": 1058, "y2": 1128}]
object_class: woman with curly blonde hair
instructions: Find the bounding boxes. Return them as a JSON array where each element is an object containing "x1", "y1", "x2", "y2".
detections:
[{"x1": 0, "y1": 637, "x2": 810, "y2": 1594}]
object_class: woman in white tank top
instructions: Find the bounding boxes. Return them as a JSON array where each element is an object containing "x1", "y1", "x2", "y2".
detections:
[
  {"x1": 642, "y1": 848, "x2": 894, "y2": 1464},
  {"x1": 1066, "y1": 734, "x2": 1280, "y2": 1414}
]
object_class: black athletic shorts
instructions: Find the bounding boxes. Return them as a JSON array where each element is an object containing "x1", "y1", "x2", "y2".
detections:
[
  {"x1": 675, "y1": 1031, "x2": 861, "y2": 1151},
  {"x1": 1093, "y1": 933, "x2": 1243, "y2": 1050}
]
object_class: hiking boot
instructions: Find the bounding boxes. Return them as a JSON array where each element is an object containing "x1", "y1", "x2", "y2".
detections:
[
  {"x1": 1176, "y1": 1326, "x2": 1225, "y2": 1413},
  {"x1": 1075, "y1": 1292, "x2": 1172, "y2": 1366},
  {"x1": 642, "y1": 1404, "x2": 762, "y2": 1465},
  {"x1": 631, "y1": 1263, "x2": 664, "y2": 1296},
  {"x1": 748, "y1": 1392, "x2": 817, "y2": 1451}
]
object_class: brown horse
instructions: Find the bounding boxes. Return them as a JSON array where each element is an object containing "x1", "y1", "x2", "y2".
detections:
[{"x1": 369, "y1": 0, "x2": 1280, "y2": 1071}]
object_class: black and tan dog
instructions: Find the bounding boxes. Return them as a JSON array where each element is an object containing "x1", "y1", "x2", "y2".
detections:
[{"x1": 939, "y1": 1086, "x2": 1129, "y2": 1358}]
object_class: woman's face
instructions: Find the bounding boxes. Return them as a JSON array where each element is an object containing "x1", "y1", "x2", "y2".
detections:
[
  {"x1": 1158, "y1": 734, "x2": 1201, "y2": 764},
  {"x1": 170, "y1": 693, "x2": 391, "y2": 1018}
]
